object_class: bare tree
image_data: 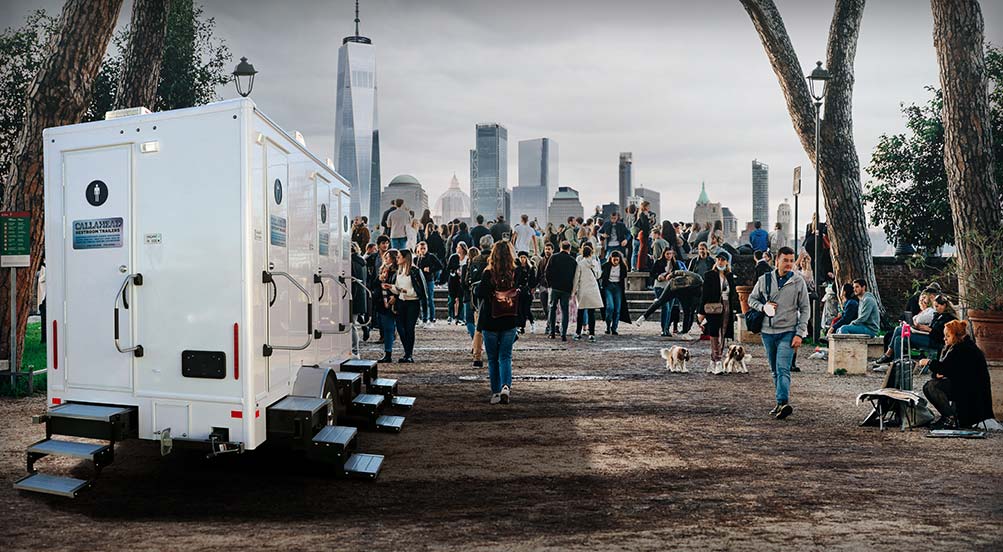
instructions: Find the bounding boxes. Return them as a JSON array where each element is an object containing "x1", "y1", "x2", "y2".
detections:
[
  {"x1": 114, "y1": 0, "x2": 171, "y2": 111},
  {"x1": 0, "y1": 0, "x2": 125, "y2": 365},
  {"x1": 739, "y1": 0, "x2": 880, "y2": 307},
  {"x1": 931, "y1": 0, "x2": 1002, "y2": 307}
]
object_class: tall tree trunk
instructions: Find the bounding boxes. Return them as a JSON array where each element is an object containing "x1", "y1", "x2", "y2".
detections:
[
  {"x1": 0, "y1": 0, "x2": 125, "y2": 367},
  {"x1": 931, "y1": 0, "x2": 1002, "y2": 308},
  {"x1": 114, "y1": 0, "x2": 171, "y2": 111},
  {"x1": 739, "y1": 0, "x2": 881, "y2": 309}
]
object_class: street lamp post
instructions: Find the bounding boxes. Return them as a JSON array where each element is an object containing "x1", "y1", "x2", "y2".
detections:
[
  {"x1": 807, "y1": 60, "x2": 830, "y2": 344},
  {"x1": 232, "y1": 57, "x2": 258, "y2": 98}
]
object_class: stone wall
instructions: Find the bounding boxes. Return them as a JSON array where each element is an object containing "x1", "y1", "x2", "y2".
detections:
[{"x1": 728, "y1": 255, "x2": 956, "y2": 318}]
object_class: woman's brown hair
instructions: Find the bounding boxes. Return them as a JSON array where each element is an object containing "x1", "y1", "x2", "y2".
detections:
[{"x1": 487, "y1": 241, "x2": 516, "y2": 289}]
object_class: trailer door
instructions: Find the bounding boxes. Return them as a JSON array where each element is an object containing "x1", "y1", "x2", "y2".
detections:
[
  {"x1": 265, "y1": 142, "x2": 290, "y2": 390},
  {"x1": 337, "y1": 191, "x2": 351, "y2": 332},
  {"x1": 315, "y1": 177, "x2": 334, "y2": 360},
  {"x1": 62, "y1": 145, "x2": 135, "y2": 392}
]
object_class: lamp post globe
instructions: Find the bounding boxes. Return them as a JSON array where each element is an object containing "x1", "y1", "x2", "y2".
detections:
[
  {"x1": 807, "y1": 60, "x2": 830, "y2": 103},
  {"x1": 232, "y1": 56, "x2": 258, "y2": 98}
]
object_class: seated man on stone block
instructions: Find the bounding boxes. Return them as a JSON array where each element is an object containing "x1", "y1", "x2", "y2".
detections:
[{"x1": 835, "y1": 279, "x2": 880, "y2": 337}]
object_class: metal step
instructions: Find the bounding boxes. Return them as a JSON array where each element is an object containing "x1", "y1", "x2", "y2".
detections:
[
  {"x1": 375, "y1": 415, "x2": 405, "y2": 433},
  {"x1": 341, "y1": 359, "x2": 378, "y2": 386},
  {"x1": 47, "y1": 403, "x2": 137, "y2": 441},
  {"x1": 343, "y1": 453, "x2": 383, "y2": 479},
  {"x1": 269, "y1": 396, "x2": 330, "y2": 416},
  {"x1": 350, "y1": 393, "x2": 385, "y2": 418},
  {"x1": 27, "y1": 438, "x2": 113, "y2": 462},
  {"x1": 49, "y1": 403, "x2": 134, "y2": 422},
  {"x1": 312, "y1": 425, "x2": 357, "y2": 453},
  {"x1": 335, "y1": 371, "x2": 363, "y2": 397},
  {"x1": 14, "y1": 473, "x2": 91, "y2": 498},
  {"x1": 368, "y1": 377, "x2": 398, "y2": 398},
  {"x1": 391, "y1": 396, "x2": 416, "y2": 410}
]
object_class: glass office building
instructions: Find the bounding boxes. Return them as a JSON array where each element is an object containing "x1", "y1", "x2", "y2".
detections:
[
  {"x1": 335, "y1": 26, "x2": 381, "y2": 222},
  {"x1": 471, "y1": 124, "x2": 508, "y2": 221}
]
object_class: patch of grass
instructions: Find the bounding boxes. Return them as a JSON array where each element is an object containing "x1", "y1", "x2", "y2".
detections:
[{"x1": 0, "y1": 321, "x2": 47, "y2": 396}]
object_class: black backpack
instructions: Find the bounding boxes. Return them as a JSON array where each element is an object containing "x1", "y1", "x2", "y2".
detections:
[{"x1": 745, "y1": 273, "x2": 772, "y2": 334}]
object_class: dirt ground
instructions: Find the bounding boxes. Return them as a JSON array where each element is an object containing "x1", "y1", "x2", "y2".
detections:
[{"x1": 1, "y1": 321, "x2": 1001, "y2": 551}]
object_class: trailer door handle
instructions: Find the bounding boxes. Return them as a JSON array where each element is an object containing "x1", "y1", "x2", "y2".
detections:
[
  {"x1": 261, "y1": 270, "x2": 313, "y2": 356},
  {"x1": 313, "y1": 273, "x2": 325, "y2": 301},
  {"x1": 114, "y1": 273, "x2": 144, "y2": 357}
]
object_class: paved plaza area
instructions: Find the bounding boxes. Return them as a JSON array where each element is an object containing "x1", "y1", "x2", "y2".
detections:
[{"x1": 1, "y1": 322, "x2": 1001, "y2": 550}]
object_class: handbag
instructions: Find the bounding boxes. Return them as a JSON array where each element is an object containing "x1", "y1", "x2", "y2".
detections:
[
  {"x1": 703, "y1": 302, "x2": 724, "y2": 315},
  {"x1": 745, "y1": 272, "x2": 772, "y2": 334},
  {"x1": 492, "y1": 287, "x2": 519, "y2": 319}
]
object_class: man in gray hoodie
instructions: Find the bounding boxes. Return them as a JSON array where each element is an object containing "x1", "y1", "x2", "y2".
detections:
[
  {"x1": 748, "y1": 246, "x2": 811, "y2": 420},
  {"x1": 835, "y1": 279, "x2": 880, "y2": 337}
]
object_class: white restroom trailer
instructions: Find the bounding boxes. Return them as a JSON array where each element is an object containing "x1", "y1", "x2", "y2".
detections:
[{"x1": 16, "y1": 99, "x2": 409, "y2": 498}]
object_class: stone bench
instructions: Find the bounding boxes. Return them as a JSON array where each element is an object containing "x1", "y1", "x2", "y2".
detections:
[
  {"x1": 829, "y1": 333, "x2": 871, "y2": 375},
  {"x1": 735, "y1": 314, "x2": 759, "y2": 344},
  {"x1": 867, "y1": 337, "x2": 885, "y2": 359}
]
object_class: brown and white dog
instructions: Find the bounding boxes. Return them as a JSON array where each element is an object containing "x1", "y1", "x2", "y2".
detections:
[
  {"x1": 723, "y1": 344, "x2": 750, "y2": 373},
  {"x1": 660, "y1": 346, "x2": 690, "y2": 373}
]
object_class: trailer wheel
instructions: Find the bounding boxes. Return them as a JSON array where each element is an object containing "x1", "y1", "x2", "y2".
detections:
[{"x1": 321, "y1": 372, "x2": 339, "y2": 426}]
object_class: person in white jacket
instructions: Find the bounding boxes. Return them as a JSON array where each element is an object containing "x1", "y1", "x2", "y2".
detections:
[{"x1": 572, "y1": 243, "x2": 604, "y2": 342}]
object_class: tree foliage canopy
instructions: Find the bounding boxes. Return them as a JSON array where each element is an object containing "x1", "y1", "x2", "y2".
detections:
[
  {"x1": 0, "y1": 1, "x2": 230, "y2": 187},
  {"x1": 865, "y1": 45, "x2": 1002, "y2": 253}
]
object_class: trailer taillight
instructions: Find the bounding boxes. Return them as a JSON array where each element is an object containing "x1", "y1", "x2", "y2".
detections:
[
  {"x1": 52, "y1": 321, "x2": 58, "y2": 370},
  {"x1": 233, "y1": 322, "x2": 239, "y2": 380},
  {"x1": 52, "y1": 398, "x2": 61, "y2": 405}
]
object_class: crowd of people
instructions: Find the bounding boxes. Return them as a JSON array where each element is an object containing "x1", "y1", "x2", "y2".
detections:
[{"x1": 347, "y1": 199, "x2": 993, "y2": 426}]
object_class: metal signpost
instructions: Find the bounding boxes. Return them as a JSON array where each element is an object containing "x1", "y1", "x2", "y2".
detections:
[
  {"x1": 1, "y1": 211, "x2": 31, "y2": 392},
  {"x1": 792, "y1": 166, "x2": 801, "y2": 249}
]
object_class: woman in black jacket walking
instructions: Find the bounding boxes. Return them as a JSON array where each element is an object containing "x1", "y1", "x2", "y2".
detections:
[
  {"x1": 442, "y1": 242, "x2": 468, "y2": 323},
  {"x1": 474, "y1": 242, "x2": 520, "y2": 405},
  {"x1": 599, "y1": 251, "x2": 628, "y2": 335},
  {"x1": 700, "y1": 250, "x2": 739, "y2": 373},
  {"x1": 386, "y1": 249, "x2": 427, "y2": 363}
]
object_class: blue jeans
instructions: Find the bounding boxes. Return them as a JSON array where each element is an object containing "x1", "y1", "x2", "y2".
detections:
[
  {"x1": 604, "y1": 286, "x2": 623, "y2": 331},
  {"x1": 483, "y1": 328, "x2": 517, "y2": 394},
  {"x1": 631, "y1": 239, "x2": 641, "y2": 268},
  {"x1": 653, "y1": 288, "x2": 670, "y2": 333},
  {"x1": 465, "y1": 301, "x2": 477, "y2": 339},
  {"x1": 390, "y1": 237, "x2": 407, "y2": 250},
  {"x1": 762, "y1": 331, "x2": 796, "y2": 404},
  {"x1": 890, "y1": 331, "x2": 931, "y2": 357},
  {"x1": 548, "y1": 289, "x2": 571, "y2": 337},
  {"x1": 423, "y1": 279, "x2": 436, "y2": 322},
  {"x1": 836, "y1": 324, "x2": 876, "y2": 337},
  {"x1": 379, "y1": 312, "x2": 396, "y2": 353}
]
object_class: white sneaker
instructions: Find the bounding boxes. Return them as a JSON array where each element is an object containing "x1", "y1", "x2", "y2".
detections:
[
  {"x1": 490, "y1": 393, "x2": 502, "y2": 405},
  {"x1": 500, "y1": 385, "x2": 511, "y2": 404},
  {"x1": 633, "y1": 315, "x2": 646, "y2": 327}
]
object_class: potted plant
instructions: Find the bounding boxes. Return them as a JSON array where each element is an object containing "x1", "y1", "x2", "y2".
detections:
[{"x1": 953, "y1": 229, "x2": 1003, "y2": 364}]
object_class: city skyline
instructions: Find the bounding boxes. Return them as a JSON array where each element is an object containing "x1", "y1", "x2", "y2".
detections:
[{"x1": 3, "y1": 0, "x2": 1001, "y2": 249}]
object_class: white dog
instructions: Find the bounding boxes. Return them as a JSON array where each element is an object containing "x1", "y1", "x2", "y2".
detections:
[
  {"x1": 722, "y1": 344, "x2": 750, "y2": 374},
  {"x1": 660, "y1": 346, "x2": 690, "y2": 373}
]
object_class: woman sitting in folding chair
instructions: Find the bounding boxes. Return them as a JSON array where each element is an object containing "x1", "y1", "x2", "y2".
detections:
[{"x1": 918, "y1": 320, "x2": 994, "y2": 430}]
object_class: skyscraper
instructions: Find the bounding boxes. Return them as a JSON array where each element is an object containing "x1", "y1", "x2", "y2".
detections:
[
  {"x1": 471, "y1": 123, "x2": 507, "y2": 221},
  {"x1": 618, "y1": 153, "x2": 633, "y2": 211},
  {"x1": 514, "y1": 138, "x2": 558, "y2": 224},
  {"x1": 549, "y1": 186, "x2": 584, "y2": 224},
  {"x1": 634, "y1": 186, "x2": 661, "y2": 221},
  {"x1": 752, "y1": 159, "x2": 769, "y2": 227},
  {"x1": 334, "y1": 2, "x2": 381, "y2": 222}
]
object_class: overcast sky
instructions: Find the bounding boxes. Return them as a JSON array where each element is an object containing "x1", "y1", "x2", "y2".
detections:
[{"x1": 3, "y1": 0, "x2": 1001, "y2": 252}]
